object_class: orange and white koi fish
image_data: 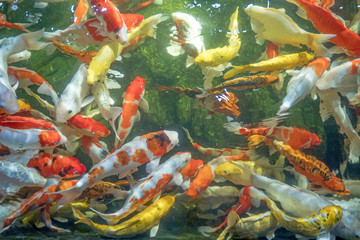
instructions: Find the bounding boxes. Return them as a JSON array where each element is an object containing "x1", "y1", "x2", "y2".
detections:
[
  {"x1": 114, "y1": 76, "x2": 148, "y2": 149},
  {"x1": 248, "y1": 135, "x2": 349, "y2": 197},
  {"x1": 224, "y1": 122, "x2": 321, "y2": 150},
  {"x1": 66, "y1": 114, "x2": 110, "y2": 138},
  {"x1": 92, "y1": 152, "x2": 191, "y2": 225},
  {"x1": 7, "y1": 66, "x2": 52, "y2": 90},
  {"x1": 0, "y1": 13, "x2": 30, "y2": 32},
  {"x1": 89, "y1": 0, "x2": 127, "y2": 44},
  {"x1": 38, "y1": 63, "x2": 92, "y2": 122},
  {"x1": 0, "y1": 160, "x2": 46, "y2": 198},
  {"x1": 315, "y1": 59, "x2": 360, "y2": 163},
  {"x1": 278, "y1": 57, "x2": 330, "y2": 115},
  {"x1": 55, "y1": 130, "x2": 178, "y2": 207},
  {"x1": 27, "y1": 152, "x2": 86, "y2": 178},
  {"x1": 0, "y1": 30, "x2": 46, "y2": 114},
  {"x1": 80, "y1": 136, "x2": 109, "y2": 165},
  {"x1": 2, "y1": 179, "x2": 77, "y2": 232},
  {"x1": 167, "y1": 12, "x2": 205, "y2": 68},
  {"x1": 286, "y1": 0, "x2": 360, "y2": 56}
]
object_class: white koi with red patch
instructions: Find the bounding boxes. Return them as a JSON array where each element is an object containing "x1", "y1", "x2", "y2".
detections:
[
  {"x1": 0, "y1": 30, "x2": 47, "y2": 114},
  {"x1": 92, "y1": 152, "x2": 191, "y2": 225},
  {"x1": 55, "y1": 130, "x2": 178, "y2": 207},
  {"x1": 278, "y1": 58, "x2": 330, "y2": 115},
  {"x1": 114, "y1": 76, "x2": 148, "y2": 149},
  {"x1": 80, "y1": 136, "x2": 109, "y2": 165}
]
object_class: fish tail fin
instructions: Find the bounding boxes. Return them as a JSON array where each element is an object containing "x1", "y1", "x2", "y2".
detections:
[
  {"x1": 223, "y1": 122, "x2": 247, "y2": 135},
  {"x1": 72, "y1": 208, "x2": 94, "y2": 227},
  {"x1": 308, "y1": 33, "x2": 335, "y2": 57},
  {"x1": 181, "y1": 127, "x2": 196, "y2": 146},
  {"x1": 223, "y1": 65, "x2": 248, "y2": 79},
  {"x1": 89, "y1": 207, "x2": 123, "y2": 225},
  {"x1": 21, "y1": 29, "x2": 48, "y2": 50},
  {"x1": 140, "y1": 14, "x2": 169, "y2": 39},
  {"x1": 227, "y1": 7, "x2": 239, "y2": 39},
  {"x1": 55, "y1": 186, "x2": 84, "y2": 209},
  {"x1": 247, "y1": 135, "x2": 266, "y2": 149}
]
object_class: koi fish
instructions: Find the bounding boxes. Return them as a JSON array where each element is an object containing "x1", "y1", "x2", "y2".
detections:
[
  {"x1": 194, "y1": 7, "x2": 240, "y2": 67},
  {"x1": 278, "y1": 57, "x2": 330, "y2": 115},
  {"x1": 157, "y1": 86, "x2": 240, "y2": 117},
  {"x1": 27, "y1": 152, "x2": 86, "y2": 178},
  {"x1": 248, "y1": 135, "x2": 349, "y2": 197},
  {"x1": 114, "y1": 76, "x2": 148, "y2": 149},
  {"x1": 244, "y1": 6, "x2": 333, "y2": 57},
  {"x1": 0, "y1": 116, "x2": 58, "y2": 131},
  {"x1": 0, "y1": 30, "x2": 47, "y2": 114},
  {"x1": 0, "y1": 100, "x2": 31, "y2": 116},
  {"x1": 89, "y1": 0, "x2": 127, "y2": 44},
  {"x1": 81, "y1": 180, "x2": 131, "y2": 201},
  {"x1": 167, "y1": 12, "x2": 205, "y2": 67},
  {"x1": 229, "y1": 163, "x2": 360, "y2": 239},
  {"x1": 66, "y1": 114, "x2": 110, "y2": 138},
  {"x1": 286, "y1": 0, "x2": 360, "y2": 56},
  {"x1": 179, "y1": 158, "x2": 203, "y2": 189},
  {"x1": 249, "y1": 187, "x2": 342, "y2": 239},
  {"x1": 0, "y1": 13, "x2": 30, "y2": 32},
  {"x1": 73, "y1": 0, "x2": 89, "y2": 25},
  {"x1": 47, "y1": 41, "x2": 97, "y2": 64},
  {"x1": 55, "y1": 130, "x2": 178, "y2": 207},
  {"x1": 73, "y1": 195, "x2": 175, "y2": 237},
  {"x1": 92, "y1": 152, "x2": 190, "y2": 225},
  {"x1": 207, "y1": 75, "x2": 279, "y2": 95},
  {"x1": 224, "y1": 122, "x2": 321, "y2": 150},
  {"x1": 87, "y1": 13, "x2": 167, "y2": 84},
  {"x1": 80, "y1": 136, "x2": 109, "y2": 165},
  {"x1": 224, "y1": 52, "x2": 316, "y2": 79},
  {"x1": 7, "y1": 66, "x2": 53, "y2": 90},
  {"x1": 38, "y1": 63, "x2": 92, "y2": 122}
]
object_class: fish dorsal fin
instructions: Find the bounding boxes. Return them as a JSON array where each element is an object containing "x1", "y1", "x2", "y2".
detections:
[{"x1": 146, "y1": 157, "x2": 160, "y2": 173}]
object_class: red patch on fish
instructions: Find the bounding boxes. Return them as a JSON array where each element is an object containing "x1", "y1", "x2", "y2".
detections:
[
  {"x1": 186, "y1": 164, "x2": 214, "y2": 199},
  {"x1": 67, "y1": 114, "x2": 110, "y2": 137},
  {"x1": 116, "y1": 150, "x2": 131, "y2": 166},
  {"x1": 38, "y1": 130, "x2": 62, "y2": 148}
]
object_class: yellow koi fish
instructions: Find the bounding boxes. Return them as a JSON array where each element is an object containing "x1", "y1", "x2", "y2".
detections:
[
  {"x1": 250, "y1": 187, "x2": 342, "y2": 238},
  {"x1": 87, "y1": 14, "x2": 168, "y2": 84},
  {"x1": 194, "y1": 7, "x2": 241, "y2": 67},
  {"x1": 73, "y1": 195, "x2": 175, "y2": 237},
  {"x1": 224, "y1": 51, "x2": 316, "y2": 79}
]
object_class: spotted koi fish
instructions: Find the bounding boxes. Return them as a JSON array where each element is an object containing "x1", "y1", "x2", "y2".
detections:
[
  {"x1": 92, "y1": 152, "x2": 190, "y2": 225},
  {"x1": 55, "y1": 130, "x2": 178, "y2": 207},
  {"x1": 67, "y1": 114, "x2": 110, "y2": 138},
  {"x1": 81, "y1": 180, "x2": 132, "y2": 201},
  {"x1": 224, "y1": 122, "x2": 321, "y2": 150},
  {"x1": 80, "y1": 136, "x2": 109, "y2": 165},
  {"x1": 27, "y1": 152, "x2": 86, "y2": 178},
  {"x1": 47, "y1": 41, "x2": 97, "y2": 64},
  {"x1": 248, "y1": 135, "x2": 350, "y2": 196},
  {"x1": 114, "y1": 76, "x2": 148, "y2": 149}
]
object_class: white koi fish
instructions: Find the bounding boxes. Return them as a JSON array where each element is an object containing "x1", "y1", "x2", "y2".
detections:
[
  {"x1": 0, "y1": 30, "x2": 46, "y2": 114},
  {"x1": 92, "y1": 152, "x2": 191, "y2": 225},
  {"x1": 55, "y1": 130, "x2": 179, "y2": 207},
  {"x1": 38, "y1": 63, "x2": 93, "y2": 122},
  {"x1": 244, "y1": 5, "x2": 334, "y2": 57},
  {"x1": 278, "y1": 57, "x2": 330, "y2": 115}
]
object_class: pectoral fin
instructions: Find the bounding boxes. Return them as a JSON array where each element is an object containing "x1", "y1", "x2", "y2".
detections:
[
  {"x1": 150, "y1": 224, "x2": 159, "y2": 237},
  {"x1": 139, "y1": 97, "x2": 149, "y2": 113}
]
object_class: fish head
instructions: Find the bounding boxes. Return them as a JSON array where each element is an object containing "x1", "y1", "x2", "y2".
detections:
[
  {"x1": 194, "y1": 51, "x2": 217, "y2": 67},
  {"x1": 0, "y1": 86, "x2": 20, "y2": 114},
  {"x1": 310, "y1": 133, "x2": 322, "y2": 146},
  {"x1": 321, "y1": 206, "x2": 343, "y2": 229},
  {"x1": 170, "y1": 152, "x2": 192, "y2": 170},
  {"x1": 56, "y1": 100, "x2": 78, "y2": 122},
  {"x1": 115, "y1": 20, "x2": 128, "y2": 45},
  {"x1": 142, "y1": 130, "x2": 179, "y2": 157}
]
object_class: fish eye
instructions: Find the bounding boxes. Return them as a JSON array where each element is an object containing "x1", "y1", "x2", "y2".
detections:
[{"x1": 68, "y1": 109, "x2": 72, "y2": 114}]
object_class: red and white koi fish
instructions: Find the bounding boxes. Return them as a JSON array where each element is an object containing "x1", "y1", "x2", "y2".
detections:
[
  {"x1": 66, "y1": 114, "x2": 110, "y2": 138},
  {"x1": 0, "y1": 13, "x2": 30, "y2": 32},
  {"x1": 27, "y1": 152, "x2": 86, "y2": 178},
  {"x1": 38, "y1": 63, "x2": 92, "y2": 122},
  {"x1": 2, "y1": 179, "x2": 77, "y2": 232},
  {"x1": 92, "y1": 152, "x2": 191, "y2": 225},
  {"x1": 80, "y1": 136, "x2": 109, "y2": 165},
  {"x1": 315, "y1": 59, "x2": 360, "y2": 163},
  {"x1": 286, "y1": 0, "x2": 360, "y2": 56},
  {"x1": 114, "y1": 76, "x2": 148, "y2": 149},
  {"x1": 224, "y1": 122, "x2": 321, "y2": 150},
  {"x1": 55, "y1": 130, "x2": 178, "y2": 207},
  {"x1": 0, "y1": 30, "x2": 47, "y2": 114},
  {"x1": 89, "y1": 0, "x2": 128, "y2": 44},
  {"x1": 278, "y1": 57, "x2": 330, "y2": 115}
]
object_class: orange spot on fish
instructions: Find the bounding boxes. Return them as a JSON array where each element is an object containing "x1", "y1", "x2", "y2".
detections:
[{"x1": 116, "y1": 151, "x2": 131, "y2": 166}]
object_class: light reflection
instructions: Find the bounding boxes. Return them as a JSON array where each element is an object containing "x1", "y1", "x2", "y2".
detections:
[
  {"x1": 71, "y1": 5, "x2": 75, "y2": 14},
  {"x1": 212, "y1": 3, "x2": 220, "y2": 8}
]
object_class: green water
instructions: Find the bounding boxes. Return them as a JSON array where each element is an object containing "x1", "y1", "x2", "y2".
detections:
[{"x1": 0, "y1": 0, "x2": 359, "y2": 239}]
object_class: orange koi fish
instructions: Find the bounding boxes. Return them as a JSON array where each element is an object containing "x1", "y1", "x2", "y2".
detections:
[
  {"x1": 67, "y1": 114, "x2": 110, "y2": 138},
  {"x1": 73, "y1": 0, "x2": 89, "y2": 25},
  {"x1": 266, "y1": 41, "x2": 278, "y2": 59},
  {"x1": 55, "y1": 130, "x2": 178, "y2": 207},
  {"x1": 2, "y1": 180, "x2": 77, "y2": 231},
  {"x1": 114, "y1": 76, "x2": 148, "y2": 149},
  {"x1": 47, "y1": 41, "x2": 97, "y2": 64},
  {"x1": 27, "y1": 152, "x2": 86, "y2": 178},
  {"x1": 224, "y1": 122, "x2": 321, "y2": 150},
  {"x1": 0, "y1": 13, "x2": 29, "y2": 32},
  {"x1": 92, "y1": 152, "x2": 191, "y2": 225},
  {"x1": 89, "y1": 0, "x2": 128, "y2": 44},
  {"x1": 0, "y1": 116, "x2": 57, "y2": 131},
  {"x1": 180, "y1": 159, "x2": 203, "y2": 181},
  {"x1": 248, "y1": 135, "x2": 350, "y2": 197},
  {"x1": 7, "y1": 66, "x2": 52, "y2": 89},
  {"x1": 286, "y1": 0, "x2": 360, "y2": 56},
  {"x1": 80, "y1": 136, "x2": 109, "y2": 165},
  {"x1": 81, "y1": 180, "x2": 132, "y2": 200}
]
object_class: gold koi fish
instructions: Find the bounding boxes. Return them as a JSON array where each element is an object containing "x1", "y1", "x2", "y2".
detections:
[{"x1": 224, "y1": 52, "x2": 316, "y2": 79}]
